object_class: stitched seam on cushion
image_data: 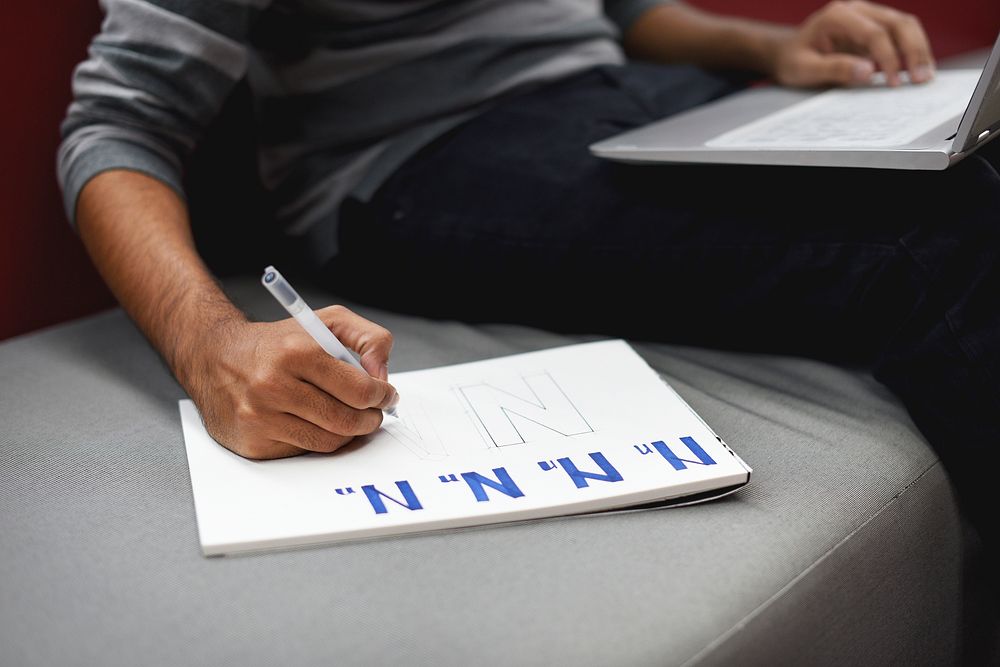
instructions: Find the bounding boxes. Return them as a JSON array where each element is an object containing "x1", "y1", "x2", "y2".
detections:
[{"x1": 680, "y1": 459, "x2": 942, "y2": 667}]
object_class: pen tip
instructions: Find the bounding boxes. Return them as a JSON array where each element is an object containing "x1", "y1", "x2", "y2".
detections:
[{"x1": 385, "y1": 407, "x2": 399, "y2": 418}]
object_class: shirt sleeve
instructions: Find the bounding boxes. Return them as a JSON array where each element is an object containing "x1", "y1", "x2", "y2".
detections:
[
  {"x1": 603, "y1": 0, "x2": 678, "y2": 35},
  {"x1": 57, "y1": 0, "x2": 269, "y2": 226}
]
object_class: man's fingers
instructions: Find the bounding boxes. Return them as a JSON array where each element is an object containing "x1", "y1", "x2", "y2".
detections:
[
  {"x1": 246, "y1": 441, "x2": 308, "y2": 460},
  {"x1": 294, "y1": 353, "x2": 398, "y2": 411},
  {"x1": 267, "y1": 412, "x2": 355, "y2": 454},
  {"x1": 201, "y1": 313, "x2": 398, "y2": 461},
  {"x1": 381, "y1": 386, "x2": 401, "y2": 411},
  {"x1": 266, "y1": 308, "x2": 397, "y2": 410},
  {"x1": 314, "y1": 305, "x2": 394, "y2": 378},
  {"x1": 830, "y1": 5, "x2": 902, "y2": 85},
  {"x1": 792, "y1": 50, "x2": 875, "y2": 87},
  {"x1": 854, "y1": 2, "x2": 935, "y2": 82},
  {"x1": 223, "y1": 432, "x2": 306, "y2": 460},
  {"x1": 279, "y1": 382, "x2": 384, "y2": 436}
]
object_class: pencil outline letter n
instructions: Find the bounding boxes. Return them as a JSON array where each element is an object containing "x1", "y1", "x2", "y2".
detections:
[{"x1": 458, "y1": 372, "x2": 594, "y2": 447}]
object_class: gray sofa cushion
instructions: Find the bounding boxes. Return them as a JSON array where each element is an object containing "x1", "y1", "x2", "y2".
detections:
[{"x1": 1, "y1": 276, "x2": 996, "y2": 666}]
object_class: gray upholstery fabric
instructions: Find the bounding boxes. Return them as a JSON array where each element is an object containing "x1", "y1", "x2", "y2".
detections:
[{"x1": 1, "y1": 276, "x2": 996, "y2": 666}]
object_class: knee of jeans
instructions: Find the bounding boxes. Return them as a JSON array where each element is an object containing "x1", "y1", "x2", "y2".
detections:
[{"x1": 899, "y1": 164, "x2": 1000, "y2": 263}]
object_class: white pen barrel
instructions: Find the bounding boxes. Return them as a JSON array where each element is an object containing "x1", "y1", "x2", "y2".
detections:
[
  {"x1": 293, "y1": 307, "x2": 363, "y2": 370},
  {"x1": 263, "y1": 265, "x2": 390, "y2": 416}
]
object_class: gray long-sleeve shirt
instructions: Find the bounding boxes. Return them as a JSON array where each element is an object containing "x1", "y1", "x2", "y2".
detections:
[{"x1": 58, "y1": 0, "x2": 670, "y2": 267}]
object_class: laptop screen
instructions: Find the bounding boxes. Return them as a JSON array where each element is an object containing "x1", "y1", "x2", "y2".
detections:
[{"x1": 954, "y1": 31, "x2": 1000, "y2": 153}]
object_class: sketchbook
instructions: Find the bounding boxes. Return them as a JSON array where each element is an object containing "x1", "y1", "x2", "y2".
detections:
[{"x1": 180, "y1": 340, "x2": 752, "y2": 556}]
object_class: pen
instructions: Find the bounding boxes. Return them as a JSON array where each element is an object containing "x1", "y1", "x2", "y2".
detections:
[{"x1": 261, "y1": 265, "x2": 398, "y2": 418}]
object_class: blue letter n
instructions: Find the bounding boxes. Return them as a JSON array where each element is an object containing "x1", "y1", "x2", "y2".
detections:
[
  {"x1": 557, "y1": 452, "x2": 623, "y2": 489},
  {"x1": 461, "y1": 467, "x2": 524, "y2": 502},
  {"x1": 361, "y1": 481, "x2": 424, "y2": 515},
  {"x1": 651, "y1": 437, "x2": 716, "y2": 471}
]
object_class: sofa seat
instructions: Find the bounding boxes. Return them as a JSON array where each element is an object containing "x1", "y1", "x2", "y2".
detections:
[{"x1": 2, "y1": 276, "x2": 996, "y2": 666}]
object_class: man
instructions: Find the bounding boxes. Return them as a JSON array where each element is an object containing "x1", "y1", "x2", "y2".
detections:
[{"x1": 59, "y1": 1, "x2": 999, "y2": 553}]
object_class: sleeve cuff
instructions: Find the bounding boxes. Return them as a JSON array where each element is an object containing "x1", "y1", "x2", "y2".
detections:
[
  {"x1": 604, "y1": 0, "x2": 678, "y2": 34},
  {"x1": 58, "y1": 136, "x2": 187, "y2": 228}
]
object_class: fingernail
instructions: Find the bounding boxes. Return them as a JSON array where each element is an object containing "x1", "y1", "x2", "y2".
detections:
[
  {"x1": 852, "y1": 61, "x2": 874, "y2": 84},
  {"x1": 377, "y1": 363, "x2": 388, "y2": 381},
  {"x1": 389, "y1": 390, "x2": 400, "y2": 408},
  {"x1": 912, "y1": 64, "x2": 933, "y2": 82}
]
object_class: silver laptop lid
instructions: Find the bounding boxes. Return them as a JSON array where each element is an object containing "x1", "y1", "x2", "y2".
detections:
[{"x1": 953, "y1": 31, "x2": 1000, "y2": 153}]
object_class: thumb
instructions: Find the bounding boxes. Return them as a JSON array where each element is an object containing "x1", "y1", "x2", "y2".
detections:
[
  {"x1": 786, "y1": 51, "x2": 875, "y2": 87},
  {"x1": 316, "y1": 305, "x2": 394, "y2": 380}
]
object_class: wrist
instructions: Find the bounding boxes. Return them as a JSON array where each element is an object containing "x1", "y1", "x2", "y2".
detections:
[
  {"x1": 168, "y1": 301, "x2": 249, "y2": 394},
  {"x1": 741, "y1": 23, "x2": 796, "y2": 78}
]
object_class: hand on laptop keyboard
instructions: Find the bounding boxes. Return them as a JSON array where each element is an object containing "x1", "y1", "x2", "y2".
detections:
[{"x1": 771, "y1": 0, "x2": 936, "y2": 89}]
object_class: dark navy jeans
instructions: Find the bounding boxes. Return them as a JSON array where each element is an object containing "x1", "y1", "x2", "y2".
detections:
[{"x1": 328, "y1": 62, "x2": 1000, "y2": 556}]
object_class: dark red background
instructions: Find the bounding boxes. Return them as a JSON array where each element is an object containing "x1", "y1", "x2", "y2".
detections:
[{"x1": 2, "y1": 1, "x2": 998, "y2": 340}]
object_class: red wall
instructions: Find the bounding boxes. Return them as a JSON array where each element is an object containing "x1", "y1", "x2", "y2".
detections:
[
  {"x1": 1, "y1": 4, "x2": 112, "y2": 341},
  {"x1": 2, "y1": 1, "x2": 997, "y2": 341},
  {"x1": 689, "y1": 0, "x2": 1000, "y2": 60}
]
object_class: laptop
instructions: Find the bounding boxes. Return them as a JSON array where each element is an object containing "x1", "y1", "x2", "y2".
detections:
[{"x1": 590, "y1": 32, "x2": 1000, "y2": 171}]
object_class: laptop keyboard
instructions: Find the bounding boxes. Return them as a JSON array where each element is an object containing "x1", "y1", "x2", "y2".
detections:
[{"x1": 705, "y1": 70, "x2": 981, "y2": 149}]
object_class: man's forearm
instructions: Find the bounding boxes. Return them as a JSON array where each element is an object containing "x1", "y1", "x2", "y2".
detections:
[
  {"x1": 75, "y1": 169, "x2": 398, "y2": 460},
  {"x1": 76, "y1": 170, "x2": 245, "y2": 385},
  {"x1": 623, "y1": 3, "x2": 793, "y2": 77}
]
